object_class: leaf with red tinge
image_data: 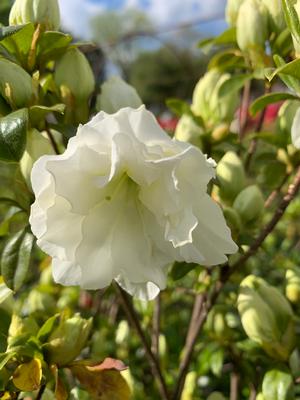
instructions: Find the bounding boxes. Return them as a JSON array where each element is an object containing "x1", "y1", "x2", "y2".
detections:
[{"x1": 69, "y1": 358, "x2": 131, "y2": 400}]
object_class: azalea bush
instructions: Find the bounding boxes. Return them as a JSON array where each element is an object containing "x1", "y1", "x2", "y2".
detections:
[{"x1": 2, "y1": 0, "x2": 300, "y2": 399}]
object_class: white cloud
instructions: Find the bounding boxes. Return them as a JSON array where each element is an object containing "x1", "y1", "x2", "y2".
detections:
[{"x1": 58, "y1": 0, "x2": 104, "y2": 38}]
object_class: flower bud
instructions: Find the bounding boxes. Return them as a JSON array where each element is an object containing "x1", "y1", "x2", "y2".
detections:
[
  {"x1": 286, "y1": 268, "x2": 300, "y2": 304},
  {"x1": 238, "y1": 275, "x2": 296, "y2": 361},
  {"x1": 261, "y1": 0, "x2": 285, "y2": 34},
  {"x1": 233, "y1": 185, "x2": 264, "y2": 223},
  {"x1": 7, "y1": 315, "x2": 39, "y2": 349},
  {"x1": 292, "y1": 1, "x2": 300, "y2": 57},
  {"x1": 206, "y1": 305, "x2": 232, "y2": 341},
  {"x1": 192, "y1": 70, "x2": 238, "y2": 127},
  {"x1": 216, "y1": 151, "x2": 246, "y2": 202},
  {"x1": 223, "y1": 207, "x2": 242, "y2": 237},
  {"x1": 236, "y1": 0, "x2": 268, "y2": 62},
  {"x1": 9, "y1": 0, "x2": 60, "y2": 31},
  {"x1": 174, "y1": 114, "x2": 203, "y2": 147},
  {"x1": 54, "y1": 48, "x2": 95, "y2": 103},
  {"x1": 225, "y1": 0, "x2": 245, "y2": 26},
  {"x1": 45, "y1": 314, "x2": 92, "y2": 366},
  {"x1": 0, "y1": 59, "x2": 34, "y2": 108},
  {"x1": 20, "y1": 129, "x2": 56, "y2": 187}
]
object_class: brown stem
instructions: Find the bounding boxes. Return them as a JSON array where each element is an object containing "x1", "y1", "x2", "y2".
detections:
[
  {"x1": 115, "y1": 285, "x2": 170, "y2": 400},
  {"x1": 264, "y1": 172, "x2": 291, "y2": 208},
  {"x1": 249, "y1": 384, "x2": 257, "y2": 400},
  {"x1": 36, "y1": 384, "x2": 46, "y2": 400},
  {"x1": 172, "y1": 165, "x2": 300, "y2": 400},
  {"x1": 45, "y1": 126, "x2": 60, "y2": 155},
  {"x1": 239, "y1": 81, "x2": 251, "y2": 140},
  {"x1": 151, "y1": 295, "x2": 161, "y2": 357},
  {"x1": 230, "y1": 372, "x2": 240, "y2": 400},
  {"x1": 245, "y1": 108, "x2": 266, "y2": 171}
]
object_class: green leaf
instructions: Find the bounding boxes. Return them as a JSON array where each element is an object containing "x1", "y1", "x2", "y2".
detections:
[
  {"x1": 262, "y1": 368, "x2": 294, "y2": 400},
  {"x1": 210, "y1": 347, "x2": 224, "y2": 377},
  {"x1": 1, "y1": 229, "x2": 34, "y2": 291},
  {"x1": 166, "y1": 98, "x2": 191, "y2": 117},
  {"x1": 37, "y1": 314, "x2": 60, "y2": 343},
  {"x1": 219, "y1": 74, "x2": 252, "y2": 98},
  {"x1": 273, "y1": 54, "x2": 300, "y2": 93},
  {"x1": 0, "y1": 351, "x2": 16, "y2": 370},
  {"x1": 208, "y1": 48, "x2": 246, "y2": 72},
  {"x1": 266, "y1": 58, "x2": 300, "y2": 82},
  {"x1": 0, "y1": 25, "x2": 25, "y2": 41},
  {"x1": 0, "y1": 109, "x2": 28, "y2": 162},
  {"x1": 29, "y1": 104, "x2": 65, "y2": 126},
  {"x1": 282, "y1": 0, "x2": 300, "y2": 44},
  {"x1": 250, "y1": 93, "x2": 300, "y2": 116},
  {"x1": 170, "y1": 262, "x2": 198, "y2": 281},
  {"x1": 198, "y1": 28, "x2": 236, "y2": 53},
  {"x1": 37, "y1": 31, "x2": 72, "y2": 66}
]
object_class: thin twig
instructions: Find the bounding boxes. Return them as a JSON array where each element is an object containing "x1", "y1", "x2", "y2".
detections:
[
  {"x1": 230, "y1": 371, "x2": 239, "y2": 400},
  {"x1": 264, "y1": 172, "x2": 291, "y2": 208},
  {"x1": 36, "y1": 384, "x2": 46, "y2": 400},
  {"x1": 245, "y1": 108, "x2": 266, "y2": 172},
  {"x1": 45, "y1": 126, "x2": 60, "y2": 155},
  {"x1": 239, "y1": 81, "x2": 251, "y2": 140},
  {"x1": 115, "y1": 285, "x2": 170, "y2": 400},
  {"x1": 151, "y1": 295, "x2": 161, "y2": 357},
  {"x1": 172, "y1": 165, "x2": 300, "y2": 400}
]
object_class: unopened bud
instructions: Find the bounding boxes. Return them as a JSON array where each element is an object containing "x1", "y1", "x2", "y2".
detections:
[
  {"x1": 9, "y1": 0, "x2": 60, "y2": 31},
  {"x1": 174, "y1": 114, "x2": 203, "y2": 147},
  {"x1": 55, "y1": 48, "x2": 95, "y2": 103},
  {"x1": 45, "y1": 314, "x2": 92, "y2": 366},
  {"x1": 216, "y1": 151, "x2": 246, "y2": 202},
  {"x1": 233, "y1": 185, "x2": 264, "y2": 223},
  {"x1": 261, "y1": 0, "x2": 285, "y2": 34},
  {"x1": 286, "y1": 268, "x2": 300, "y2": 304},
  {"x1": 238, "y1": 275, "x2": 296, "y2": 361},
  {"x1": 0, "y1": 59, "x2": 34, "y2": 108},
  {"x1": 226, "y1": 0, "x2": 245, "y2": 26}
]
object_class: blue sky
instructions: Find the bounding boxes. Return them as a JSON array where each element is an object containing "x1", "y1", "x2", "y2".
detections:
[{"x1": 58, "y1": 0, "x2": 227, "y2": 40}]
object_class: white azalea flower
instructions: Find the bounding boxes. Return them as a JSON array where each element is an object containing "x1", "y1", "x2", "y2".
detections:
[
  {"x1": 29, "y1": 106, "x2": 238, "y2": 300},
  {"x1": 291, "y1": 107, "x2": 300, "y2": 149}
]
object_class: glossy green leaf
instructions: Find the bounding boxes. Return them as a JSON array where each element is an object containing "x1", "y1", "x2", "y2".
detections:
[
  {"x1": 273, "y1": 54, "x2": 300, "y2": 93},
  {"x1": 1, "y1": 229, "x2": 34, "y2": 291},
  {"x1": 37, "y1": 314, "x2": 60, "y2": 343},
  {"x1": 0, "y1": 351, "x2": 16, "y2": 370},
  {"x1": 37, "y1": 31, "x2": 72, "y2": 66},
  {"x1": 0, "y1": 109, "x2": 28, "y2": 162},
  {"x1": 170, "y1": 262, "x2": 198, "y2": 281},
  {"x1": 29, "y1": 104, "x2": 65, "y2": 126},
  {"x1": 208, "y1": 48, "x2": 246, "y2": 72},
  {"x1": 250, "y1": 93, "x2": 300, "y2": 116},
  {"x1": 282, "y1": 0, "x2": 300, "y2": 44},
  {"x1": 262, "y1": 369, "x2": 294, "y2": 400},
  {"x1": 266, "y1": 58, "x2": 300, "y2": 82},
  {"x1": 219, "y1": 74, "x2": 252, "y2": 98}
]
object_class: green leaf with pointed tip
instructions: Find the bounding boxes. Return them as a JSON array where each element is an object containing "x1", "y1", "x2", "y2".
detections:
[
  {"x1": 250, "y1": 93, "x2": 300, "y2": 116},
  {"x1": 282, "y1": 0, "x2": 300, "y2": 44},
  {"x1": 37, "y1": 314, "x2": 60, "y2": 343},
  {"x1": 273, "y1": 54, "x2": 300, "y2": 93},
  {"x1": 37, "y1": 31, "x2": 72, "y2": 66},
  {"x1": 170, "y1": 262, "x2": 198, "y2": 281},
  {"x1": 0, "y1": 25, "x2": 25, "y2": 41},
  {"x1": 29, "y1": 104, "x2": 65, "y2": 126},
  {"x1": 0, "y1": 109, "x2": 28, "y2": 162},
  {"x1": 0, "y1": 351, "x2": 16, "y2": 370},
  {"x1": 219, "y1": 74, "x2": 253, "y2": 98},
  {"x1": 266, "y1": 58, "x2": 300, "y2": 82},
  {"x1": 1, "y1": 229, "x2": 34, "y2": 291}
]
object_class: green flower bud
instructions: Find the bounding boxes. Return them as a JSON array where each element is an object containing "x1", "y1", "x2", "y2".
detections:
[
  {"x1": 238, "y1": 275, "x2": 296, "y2": 361},
  {"x1": 286, "y1": 268, "x2": 300, "y2": 304},
  {"x1": 7, "y1": 315, "x2": 39, "y2": 349},
  {"x1": 216, "y1": 151, "x2": 246, "y2": 202},
  {"x1": 206, "y1": 305, "x2": 232, "y2": 341},
  {"x1": 45, "y1": 314, "x2": 92, "y2": 366},
  {"x1": 225, "y1": 0, "x2": 245, "y2": 26},
  {"x1": 292, "y1": 1, "x2": 300, "y2": 57},
  {"x1": 223, "y1": 207, "x2": 242, "y2": 237},
  {"x1": 261, "y1": 0, "x2": 286, "y2": 34},
  {"x1": 0, "y1": 59, "x2": 34, "y2": 108},
  {"x1": 9, "y1": 0, "x2": 60, "y2": 31},
  {"x1": 174, "y1": 114, "x2": 203, "y2": 147},
  {"x1": 54, "y1": 48, "x2": 95, "y2": 103},
  {"x1": 236, "y1": 0, "x2": 268, "y2": 62},
  {"x1": 233, "y1": 185, "x2": 264, "y2": 223},
  {"x1": 20, "y1": 129, "x2": 55, "y2": 187},
  {"x1": 192, "y1": 70, "x2": 238, "y2": 127}
]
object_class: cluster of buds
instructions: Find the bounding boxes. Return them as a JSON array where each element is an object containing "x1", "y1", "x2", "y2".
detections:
[{"x1": 237, "y1": 275, "x2": 296, "y2": 361}]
